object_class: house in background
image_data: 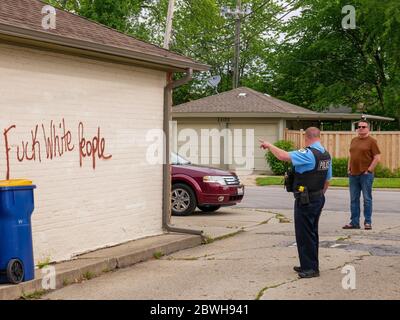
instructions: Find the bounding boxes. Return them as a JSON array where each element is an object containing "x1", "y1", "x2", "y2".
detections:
[
  {"x1": 172, "y1": 87, "x2": 393, "y2": 174},
  {"x1": 0, "y1": 0, "x2": 207, "y2": 263}
]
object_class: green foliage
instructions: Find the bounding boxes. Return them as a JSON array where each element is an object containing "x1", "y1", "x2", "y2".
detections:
[
  {"x1": 394, "y1": 168, "x2": 400, "y2": 178},
  {"x1": 268, "y1": 0, "x2": 400, "y2": 129},
  {"x1": 82, "y1": 271, "x2": 95, "y2": 280},
  {"x1": 374, "y1": 164, "x2": 400, "y2": 178},
  {"x1": 265, "y1": 140, "x2": 295, "y2": 175},
  {"x1": 44, "y1": 0, "x2": 146, "y2": 36},
  {"x1": 45, "y1": 0, "x2": 286, "y2": 106},
  {"x1": 153, "y1": 251, "x2": 164, "y2": 259},
  {"x1": 20, "y1": 290, "x2": 48, "y2": 300},
  {"x1": 36, "y1": 257, "x2": 51, "y2": 269},
  {"x1": 43, "y1": 0, "x2": 400, "y2": 127},
  {"x1": 331, "y1": 158, "x2": 400, "y2": 178},
  {"x1": 169, "y1": 0, "x2": 285, "y2": 105},
  {"x1": 332, "y1": 158, "x2": 348, "y2": 177}
]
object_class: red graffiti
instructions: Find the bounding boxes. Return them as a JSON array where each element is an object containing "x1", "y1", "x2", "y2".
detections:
[
  {"x1": 2, "y1": 119, "x2": 112, "y2": 180},
  {"x1": 42, "y1": 119, "x2": 74, "y2": 159},
  {"x1": 17, "y1": 125, "x2": 41, "y2": 162},
  {"x1": 78, "y1": 122, "x2": 112, "y2": 169},
  {"x1": 3, "y1": 125, "x2": 15, "y2": 180}
]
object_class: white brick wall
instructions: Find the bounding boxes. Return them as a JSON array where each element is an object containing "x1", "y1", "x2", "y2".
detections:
[{"x1": 0, "y1": 43, "x2": 166, "y2": 263}]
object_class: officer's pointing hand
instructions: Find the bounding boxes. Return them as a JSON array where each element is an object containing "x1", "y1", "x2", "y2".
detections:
[{"x1": 259, "y1": 139, "x2": 271, "y2": 150}]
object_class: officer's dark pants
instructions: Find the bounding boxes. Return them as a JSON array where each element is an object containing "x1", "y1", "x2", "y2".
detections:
[{"x1": 294, "y1": 195, "x2": 326, "y2": 271}]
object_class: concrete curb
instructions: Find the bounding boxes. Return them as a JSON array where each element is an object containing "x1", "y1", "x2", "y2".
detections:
[{"x1": 0, "y1": 233, "x2": 202, "y2": 300}]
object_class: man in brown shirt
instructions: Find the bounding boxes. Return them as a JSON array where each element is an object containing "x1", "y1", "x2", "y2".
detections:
[{"x1": 343, "y1": 120, "x2": 381, "y2": 230}]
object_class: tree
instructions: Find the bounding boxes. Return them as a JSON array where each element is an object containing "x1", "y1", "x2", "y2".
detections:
[
  {"x1": 44, "y1": 0, "x2": 148, "y2": 36},
  {"x1": 44, "y1": 0, "x2": 400, "y2": 128},
  {"x1": 168, "y1": 0, "x2": 286, "y2": 105},
  {"x1": 43, "y1": 0, "x2": 289, "y2": 105},
  {"x1": 267, "y1": 0, "x2": 400, "y2": 129}
]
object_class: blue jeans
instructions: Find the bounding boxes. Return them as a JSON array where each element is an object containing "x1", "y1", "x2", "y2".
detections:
[{"x1": 349, "y1": 173, "x2": 374, "y2": 225}]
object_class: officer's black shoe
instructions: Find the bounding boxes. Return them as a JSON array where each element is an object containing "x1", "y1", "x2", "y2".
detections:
[
  {"x1": 293, "y1": 266, "x2": 302, "y2": 273},
  {"x1": 298, "y1": 270, "x2": 320, "y2": 278}
]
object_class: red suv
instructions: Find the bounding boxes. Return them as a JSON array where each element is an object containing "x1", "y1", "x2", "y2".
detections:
[{"x1": 171, "y1": 152, "x2": 244, "y2": 216}]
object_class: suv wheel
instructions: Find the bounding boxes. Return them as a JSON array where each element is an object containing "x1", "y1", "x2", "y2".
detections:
[
  {"x1": 171, "y1": 183, "x2": 197, "y2": 216},
  {"x1": 198, "y1": 205, "x2": 221, "y2": 212}
]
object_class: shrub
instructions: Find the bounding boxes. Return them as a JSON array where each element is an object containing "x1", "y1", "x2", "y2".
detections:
[
  {"x1": 265, "y1": 140, "x2": 295, "y2": 175},
  {"x1": 332, "y1": 161, "x2": 399, "y2": 178},
  {"x1": 374, "y1": 163, "x2": 394, "y2": 178},
  {"x1": 330, "y1": 158, "x2": 399, "y2": 178},
  {"x1": 393, "y1": 168, "x2": 400, "y2": 178},
  {"x1": 332, "y1": 158, "x2": 348, "y2": 177}
]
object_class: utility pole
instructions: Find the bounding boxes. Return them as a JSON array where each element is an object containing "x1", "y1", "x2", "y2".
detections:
[
  {"x1": 164, "y1": 0, "x2": 176, "y2": 50},
  {"x1": 233, "y1": 0, "x2": 241, "y2": 89},
  {"x1": 221, "y1": 1, "x2": 251, "y2": 88}
]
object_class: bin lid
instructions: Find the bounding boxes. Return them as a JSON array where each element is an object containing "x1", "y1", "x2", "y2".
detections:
[{"x1": 0, "y1": 179, "x2": 33, "y2": 187}]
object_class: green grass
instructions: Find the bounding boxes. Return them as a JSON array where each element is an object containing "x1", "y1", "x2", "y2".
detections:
[
  {"x1": 275, "y1": 213, "x2": 291, "y2": 223},
  {"x1": 153, "y1": 251, "x2": 164, "y2": 259},
  {"x1": 256, "y1": 176, "x2": 285, "y2": 186},
  {"x1": 20, "y1": 290, "x2": 48, "y2": 300},
  {"x1": 256, "y1": 177, "x2": 400, "y2": 188},
  {"x1": 36, "y1": 257, "x2": 51, "y2": 269},
  {"x1": 63, "y1": 278, "x2": 70, "y2": 286},
  {"x1": 202, "y1": 236, "x2": 214, "y2": 245},
  {"x1": 82, "y1": 271, "x2": 95, "y2": 280}
]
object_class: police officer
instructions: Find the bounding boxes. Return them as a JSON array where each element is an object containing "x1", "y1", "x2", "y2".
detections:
[{"x1": 260, "y1": 127, "x2": 332, "y2": 278}]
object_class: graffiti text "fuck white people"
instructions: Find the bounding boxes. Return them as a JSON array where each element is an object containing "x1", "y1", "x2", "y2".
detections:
[{"x1": 2, "y1": 119, "x2": 112, "y2": 179}]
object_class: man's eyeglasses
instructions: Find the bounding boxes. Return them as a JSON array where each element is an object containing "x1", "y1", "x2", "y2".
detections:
[{"x1": 357, "y1": 126, "x2": 368, "y2": 129}]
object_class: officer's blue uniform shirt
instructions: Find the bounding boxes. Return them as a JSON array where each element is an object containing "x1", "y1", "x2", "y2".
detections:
[{"x1": 289, "y1": 141, "x2": 332, "y2": 180}]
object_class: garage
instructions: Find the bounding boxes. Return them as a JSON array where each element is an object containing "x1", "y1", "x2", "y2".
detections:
[
  {"x1": 172, "y1": 87, "x2": 315, "y2": 174},
  {"x1": 0, "y1": 0, "x2": 207, "y2": 263},
  {"x1": 228, "y1": 121, "x2": 279, "y2": 172},
  {"x1": 175, "y1": 119, "x2": 279, "y2": 174}
]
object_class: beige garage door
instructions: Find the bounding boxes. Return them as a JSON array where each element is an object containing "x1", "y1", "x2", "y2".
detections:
[
  {"x1": 229, "y1": 123, "x2": 279, "y2": 173},
  {"x1": 176, "y1": 122, "x2": 225, "y2": 168},
  {"x1": 176, "y1": 121, "x2": 279, "y2": 173}
]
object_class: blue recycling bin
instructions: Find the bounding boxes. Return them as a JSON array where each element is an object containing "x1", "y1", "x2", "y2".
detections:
[{"x1": 0, "y1": 180, "x2": 36, "y2": 284}]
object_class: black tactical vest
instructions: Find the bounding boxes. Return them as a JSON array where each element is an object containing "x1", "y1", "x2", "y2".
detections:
[{"x1": 293, "y1": 147, "x2": 331, "y2": 192}]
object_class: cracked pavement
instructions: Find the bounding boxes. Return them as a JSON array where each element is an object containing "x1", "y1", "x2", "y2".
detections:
[{"x1": 43, "y1": 202, "x2": 400, "y2": 300}]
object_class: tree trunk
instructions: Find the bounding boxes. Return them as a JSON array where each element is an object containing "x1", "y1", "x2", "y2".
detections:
[{"x1": 374, "y1": 50, "x2": 386, "y2": 110}]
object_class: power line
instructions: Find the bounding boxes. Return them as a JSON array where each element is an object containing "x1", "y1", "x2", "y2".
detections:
[
  {"x1": 222, "y1": 0, "x2": 299, "y2": 50},
  {"x1": 241, "y1": 0, "x2": 298, "y2": 42},
  {"x1": 220, "y1": 0, "x2": 277, "y2": 31},
  {"x1": 174, "y1": 0, "x2": 298, "y2": 52},
  {"x1": 221, "y1": 0, "x2": 250, "y2": 88}
]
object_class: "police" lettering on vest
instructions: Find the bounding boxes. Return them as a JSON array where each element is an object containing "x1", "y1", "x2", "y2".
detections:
[{"x1": 318, "y1": 160, "x2": 330, "y2": 171}]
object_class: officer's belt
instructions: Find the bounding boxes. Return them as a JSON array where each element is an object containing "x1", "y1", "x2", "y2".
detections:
[{"x1": 294, "y1": 190, "x2": 324, "y2": 200}]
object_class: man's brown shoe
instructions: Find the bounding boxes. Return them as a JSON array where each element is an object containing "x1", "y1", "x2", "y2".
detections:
[
  {"x1": 342, "y1": 224, "x2": 360, "y2": 229},
  {"x1": 364, "y1": 223, "x2": 372, "y2": 230}
]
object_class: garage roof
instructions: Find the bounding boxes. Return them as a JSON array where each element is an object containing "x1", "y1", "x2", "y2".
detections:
[
  {"x1": 172, "y1": 87, "x2": 394, "y2": 122},
  {"x1": 0, "y1": 0, "x2": 209, "y2": 72},
  {"x1": 173, "y1": 87, "x2": 318, "y2": 114}
]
